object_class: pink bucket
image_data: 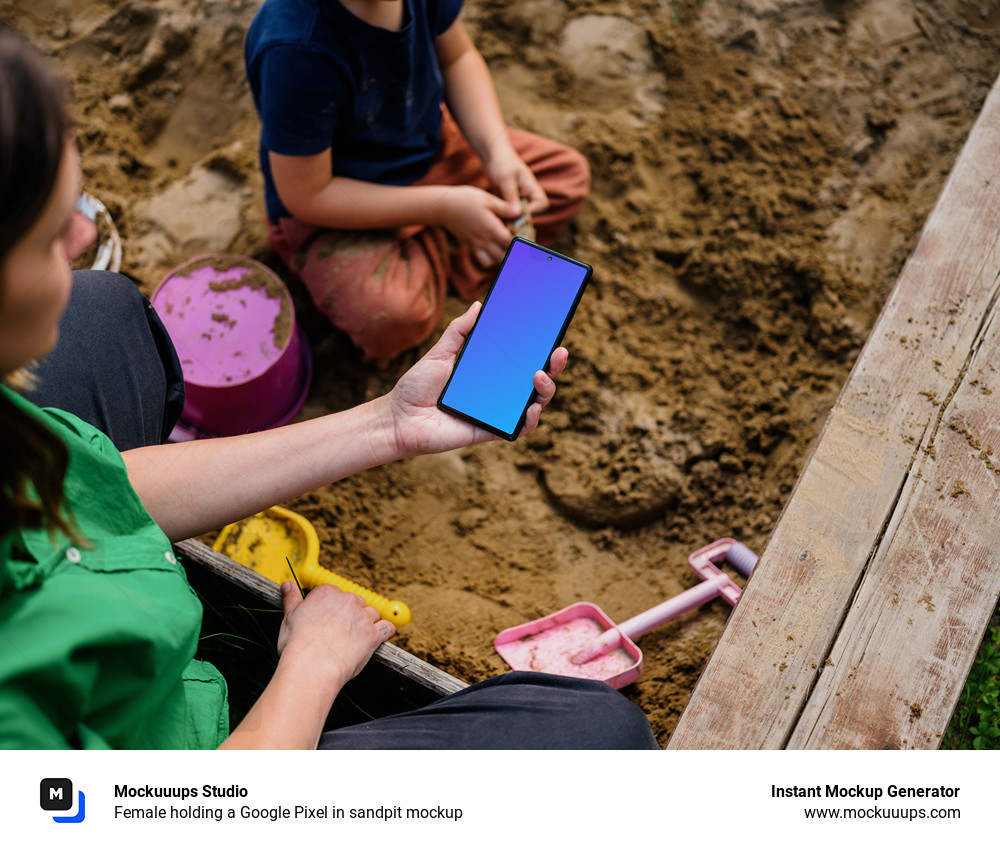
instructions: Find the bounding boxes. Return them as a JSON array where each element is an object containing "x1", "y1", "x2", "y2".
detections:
[{"x1": 151, "y1": 254, "x2": 312, "y2": 438}]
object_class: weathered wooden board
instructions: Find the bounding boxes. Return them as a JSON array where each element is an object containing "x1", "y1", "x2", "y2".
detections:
[
  {"x1": 175, "y1": 538, "x2": 468, "y2": 699},
  {"x1": 667, "y1": 73, "x2": 1000, "y2": 749}
]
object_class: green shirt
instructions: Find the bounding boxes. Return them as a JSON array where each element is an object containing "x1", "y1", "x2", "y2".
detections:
[{"x1": 0, "y1": 387, "x2": 229, "y2": 748}]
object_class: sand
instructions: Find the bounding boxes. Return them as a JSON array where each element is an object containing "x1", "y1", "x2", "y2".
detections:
[{"x1": 5, "y1": 0, "x2": 1000, "y2": 745}]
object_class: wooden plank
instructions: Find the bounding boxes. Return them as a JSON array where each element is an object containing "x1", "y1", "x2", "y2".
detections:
[
  {"x1": 668, "y1": 73, "x2": 1000, "y2": 749},
  {"x1": 175, "y1": 539, "x2": 468, "y2": 698},
  {"x1": 790, "y1": 323, "x2": 1000, "y2": 747}
]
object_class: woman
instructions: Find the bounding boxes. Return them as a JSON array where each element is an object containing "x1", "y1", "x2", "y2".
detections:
[{"x1": 0, "y1": 26, "x2": 657, "y2": 749}]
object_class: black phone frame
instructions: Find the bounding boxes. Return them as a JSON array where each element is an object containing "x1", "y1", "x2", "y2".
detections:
[{"x1": 436, "y1": 236, "x2": 592, "y2": 441}]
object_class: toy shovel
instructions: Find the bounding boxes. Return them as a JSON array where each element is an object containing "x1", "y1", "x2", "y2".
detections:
[
  {"x1": 213, "y1": 504, "x2": 412, "y2": 627},
  {"x1": 493, "y1": 538, "x2": 757, "y2": 689}
]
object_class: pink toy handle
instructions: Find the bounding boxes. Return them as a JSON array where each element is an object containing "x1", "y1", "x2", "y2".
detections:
[
  {"x1": 724, "y1": 541, "x2": 758, "y2": 577},
  {"x1": 571, "y1": 539, "x2": 759, "y2": 666},
  {"x1": 572, "y1": 572, "x2": 734, "y2": 664},
  {"x1": 619, "y1": 572, "x2": 733, "y2": 640}
]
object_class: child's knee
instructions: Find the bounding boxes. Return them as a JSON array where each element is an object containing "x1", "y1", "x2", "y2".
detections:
[
  {"x1": 297, "y1": 230, "x2": 447, "y2": 362},
  {"x1": 347, "y1": 266, "x2": 445, "y2": 361},
  {"x1": 538, "y1": 144, "x2": 590, "y2": 217},
  {"x1": 353, "y1": 294, "x2": 442, "y2": 362},
  {"x1": 564, "y1": 146, "x2": 591, "y2": 202}
]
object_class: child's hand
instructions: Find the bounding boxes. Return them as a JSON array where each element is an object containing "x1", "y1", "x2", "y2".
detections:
[
  {"x1": 483, "y1": 143, "x2": 549, "y2": 218},
  {"x1": 438, "y1": 185, "x2": 520, "y2": 267}
]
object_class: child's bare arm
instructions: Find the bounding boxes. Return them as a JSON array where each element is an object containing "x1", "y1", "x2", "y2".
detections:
[
  {"x1": 266, "y1": 18, "x2": 538, "y2": 266},
  {"x1": 436, "y1": 20, "x2": 547, "y2": 215},
  {"x1": 269, "y1": 146, "x2": 516, "y2": 267},
  {"x1": 270, "y1": 150, "x2": 452, "y2": 230}
]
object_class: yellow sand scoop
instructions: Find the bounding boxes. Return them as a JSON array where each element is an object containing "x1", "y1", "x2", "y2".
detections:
[{"x1": 213, "y1": 505, "x2": 411, "y2": 628}]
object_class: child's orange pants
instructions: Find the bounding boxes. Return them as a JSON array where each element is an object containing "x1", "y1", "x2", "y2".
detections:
[{"x1": 266, "y1": 111, "x2": 590, "y2": 363}]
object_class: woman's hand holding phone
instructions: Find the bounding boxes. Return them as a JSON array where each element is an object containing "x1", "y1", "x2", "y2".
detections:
[
  {"x1": 381, "y1": 301, "x2": 568, "y2": 458},
  {"x1": 436, "y1": 239, "x2": 590, "y2": 440}
]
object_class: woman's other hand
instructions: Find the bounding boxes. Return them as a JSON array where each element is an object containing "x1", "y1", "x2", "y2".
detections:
[
  {"x1": 277, "y1": 581, "x2": 394, "y2": 689},
  {"x1": 220, "y1": 582, "x2": 394, "y2": 749}
]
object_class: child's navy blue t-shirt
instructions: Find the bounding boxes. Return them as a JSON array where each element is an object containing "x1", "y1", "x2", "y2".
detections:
[{"x1": 245, "y1": 0, "x2": 463, "y2": 222}]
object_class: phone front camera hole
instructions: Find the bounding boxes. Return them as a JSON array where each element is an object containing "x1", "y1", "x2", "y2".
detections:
[{"x1": 546, "y1": 256, "x2": 552, "y2": 261}]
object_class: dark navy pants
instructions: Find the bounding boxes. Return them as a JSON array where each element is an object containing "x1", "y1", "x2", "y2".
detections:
[
  {"x1": 21, "y1": 270, "x2": 184, "y2": 450},
  {"x1": 320, "y1": 672, "x2": 659, "y2": 749}
]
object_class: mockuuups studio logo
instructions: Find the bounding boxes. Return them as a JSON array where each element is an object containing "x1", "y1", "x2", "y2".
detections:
[{"x1": 40, "y1": 778, "x2": 86, "y2": 823}]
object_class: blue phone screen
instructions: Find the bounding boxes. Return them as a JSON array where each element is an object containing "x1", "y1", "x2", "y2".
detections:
[{"x1": 439, "y1": 239, "x2": 591, "y2": 438}]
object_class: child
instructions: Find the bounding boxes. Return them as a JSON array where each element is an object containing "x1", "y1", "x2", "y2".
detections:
[{"x1": 245, "y1": 0, "x2": 590, "y2": 363}]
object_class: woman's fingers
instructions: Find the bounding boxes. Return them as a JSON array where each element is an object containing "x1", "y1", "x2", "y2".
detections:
[
  {"x1": 519, "y1": 347, "x2": 569, "y2": 436},
  {"x1": 547, "y1": 346, "x2": 569, "y2": 378},
  {"x1": 533, "y1": 369, "x2": 556, "y2": 405},
  {"x1": 281, "y1": 580, "x2": 304, "y2": 614},
  {"x1": 533, "y1": 347, "x2": 568, "y2": 404},
  {"x1": 447, "y1": 300, "x2": 481, "y2": 340}
]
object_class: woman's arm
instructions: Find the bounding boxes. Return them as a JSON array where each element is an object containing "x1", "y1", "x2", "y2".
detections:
[
  {"x1": 219, "y1": 582, "x2": 394, "y2": 749},
  {"x1": 122, "y1": 303, "x2": 567, "y2": 542},
  {"x1": 123, "y1": 388, "x2": 396, "y2": 543}
]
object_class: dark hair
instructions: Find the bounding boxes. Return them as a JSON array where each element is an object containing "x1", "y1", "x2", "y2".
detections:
[
  {"x1": 0, "y1": 25, "x2": 80, "y2": 542},
  {"x1": 0, "y1": 25, "x2": 69, "y2": 260}
]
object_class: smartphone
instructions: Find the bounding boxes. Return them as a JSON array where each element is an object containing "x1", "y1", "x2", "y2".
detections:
[{"x1": 437, "y1": 237, "x2": 592, "y2": 440}]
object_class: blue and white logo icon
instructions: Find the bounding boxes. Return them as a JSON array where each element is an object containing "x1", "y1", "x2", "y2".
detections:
[{"x1": 40, "y1": 778, "x2": 86, "y2": 823}]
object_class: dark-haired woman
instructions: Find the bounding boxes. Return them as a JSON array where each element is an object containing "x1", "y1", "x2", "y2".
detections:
[{"x1": 0, "y1": 26, "x2": 657, "y2": 750}]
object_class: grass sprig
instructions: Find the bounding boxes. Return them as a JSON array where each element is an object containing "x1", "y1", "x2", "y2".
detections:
[
  {"x1": 286, "y1": 556, "x2": 305, "y2": 596},
  {"x1": 943, "y1": 623, "x2": 1000, "y2": 749}
]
